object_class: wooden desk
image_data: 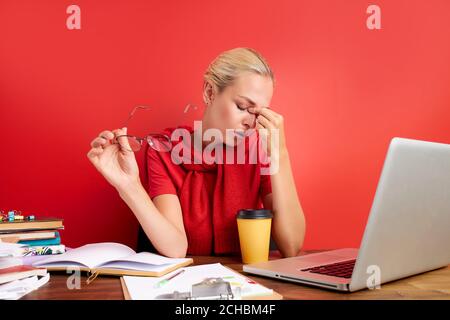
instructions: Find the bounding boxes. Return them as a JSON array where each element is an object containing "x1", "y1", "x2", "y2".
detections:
[{"x1": 21, "y1": 251, "x2": 450, "y2": 300}]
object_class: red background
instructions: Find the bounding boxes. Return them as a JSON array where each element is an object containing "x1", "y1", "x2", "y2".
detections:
[{"x1": 1, "y1": 0, "x2": 449, "y2": 251}]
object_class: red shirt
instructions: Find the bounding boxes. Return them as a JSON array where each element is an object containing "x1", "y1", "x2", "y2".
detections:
[{"x1": 145, "y1": 125, "x2": 272, "y2": 255}]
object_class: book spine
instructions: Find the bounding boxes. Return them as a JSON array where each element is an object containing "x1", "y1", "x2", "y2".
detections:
[
  {"x1": 22, "y1": 245, "x2": 66, "y2": 256},
  {"x1": 0, "y1": 227, "x2": 64, "y2": 234},
  {"x1": 19, "y1": 232, "x2": 60, "y2": 246}
]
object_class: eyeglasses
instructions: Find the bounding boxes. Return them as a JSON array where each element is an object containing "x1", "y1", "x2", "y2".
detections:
[{"x1": 114, "y1": 106, "x2": 172, "y2": 152}]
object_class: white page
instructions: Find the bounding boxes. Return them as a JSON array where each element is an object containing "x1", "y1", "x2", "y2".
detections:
[
  {"x1": 33, "y1": 242, "x2": 135, "y2": 270},
  {"x1": 123, "y1": 263, "x2": 273, "y2": 300},
  {"x1": 99, "y1": 252, "x2": 190, "y2": 269},
  {"x1": 99, "y1": 252, "x2": 191, "y2": 271},
  {"x1": 0, "y1": 274, "x2": 50, "y2": 300},
  {"x1": 0, "y1": 242, "x2": 28, "y2": 258},
  {"x1": 99, "y1": 262, "x2": 174, "y2": 272}
]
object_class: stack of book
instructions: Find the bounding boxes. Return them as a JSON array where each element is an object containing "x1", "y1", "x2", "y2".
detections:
[
  {"x1": 0, "y1": 214, "x2": 65, "y2": 256},
  {"x1": 0, "y1": 242, "x2": 49, "y2": 300}
]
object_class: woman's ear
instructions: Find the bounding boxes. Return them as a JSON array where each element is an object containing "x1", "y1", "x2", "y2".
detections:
[{"x1": 203, "y1": 81, "x2": 215, "y2": 106}]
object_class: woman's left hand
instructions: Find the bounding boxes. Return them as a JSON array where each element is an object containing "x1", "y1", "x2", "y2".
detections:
[{"x1": 248, "y1": 106, "x2": 287, "y2": 159}]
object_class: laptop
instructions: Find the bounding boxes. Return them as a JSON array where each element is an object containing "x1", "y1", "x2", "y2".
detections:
[{"x1": 243, "y1": 137, "x2": 450, "y2": 292}]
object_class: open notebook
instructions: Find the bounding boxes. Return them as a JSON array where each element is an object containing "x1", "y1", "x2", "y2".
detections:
[
  {"x1": 32, "y1": 242, "x2": 193, "y2": 277},
  {"x1": 121, "y1": 263, "x2": 282, "y2": 300}
]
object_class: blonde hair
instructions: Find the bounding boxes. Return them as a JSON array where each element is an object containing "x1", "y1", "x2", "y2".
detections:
[{"x1": 203, "y1": 47, "x2": 275, "y2": 96}]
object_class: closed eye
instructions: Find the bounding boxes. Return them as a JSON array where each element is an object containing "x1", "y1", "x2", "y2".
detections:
[{"x1": 236, "y1": 104, "x2": 246, "y2": 111}]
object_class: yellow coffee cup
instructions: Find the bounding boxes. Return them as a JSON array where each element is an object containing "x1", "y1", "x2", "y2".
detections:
[{"x1": 236, "y1": 209, "x2": 273, "y2": 264}]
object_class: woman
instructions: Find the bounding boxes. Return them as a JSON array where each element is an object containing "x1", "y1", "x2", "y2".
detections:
[{"x1": 87, "y1": 47, "x2": 305, "y2": 258}]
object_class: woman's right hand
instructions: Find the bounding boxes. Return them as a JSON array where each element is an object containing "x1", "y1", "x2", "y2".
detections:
[{"x1": 87, "y1": 128, "x2": 141, "y2": 190}]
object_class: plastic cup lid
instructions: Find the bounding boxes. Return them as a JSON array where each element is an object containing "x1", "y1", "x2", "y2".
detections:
[{"x1": 236, "y1": 209, "x2": 273, "y2": 219}]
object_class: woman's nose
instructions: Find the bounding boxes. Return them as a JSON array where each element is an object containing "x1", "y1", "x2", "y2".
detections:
[{"x1": 243, "y1": 112, "x2": 256, "y2": 129}]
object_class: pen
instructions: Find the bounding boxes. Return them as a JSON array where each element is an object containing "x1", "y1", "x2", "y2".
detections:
[{"x1": 154, "y1": 269, "x2": 185, "y2": 288}]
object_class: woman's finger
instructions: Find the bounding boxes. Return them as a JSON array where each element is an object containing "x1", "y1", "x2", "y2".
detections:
[
  {"x1": 252, "y1": 107, "x2": 279, "y2": 124},
  {"x1": 111, "y1": 127, "x2": 126, "y2": 136},
  {"x1": 90, "y1": 137, "x2": 107, "y2": 148},
  {"x1": 99, "y1": 130, "x2": 116, "y2": 148},
  {"x1": 256, "y1": 121, "x2": 270, "y2": 154},
  {"x1": 255, "y1": 121, "x2": 264, "y2": 131},
  {"x1": 112, "y1": 127, "x2": 133, "y2": 153},
  {"x1": 256, "y1": 114, "x2": 276, "y2": 129},
  {"x1": 87, "y1": 146, "x2": 103, "y2": 161},
  {"x1": 99, "y1": 130, "x2": 115, "y2": 141}
]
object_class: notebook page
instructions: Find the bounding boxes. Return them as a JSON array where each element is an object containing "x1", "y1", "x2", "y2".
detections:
[
  {"x1": 123, "y1": 263, "x2": 273, "y2": 300},
  {"x1": 0, "y1": 242, "x2": 28, "y2": 258},
  {"x1": 33, "y1": 242, "x2": 135, "y2": 269},
  {"x1": 99, "y1": 252, "x2": 191, "y2": 271}
]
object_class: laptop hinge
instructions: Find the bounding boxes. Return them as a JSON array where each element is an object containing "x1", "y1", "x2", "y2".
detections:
[{"x1": 278, "y1": 274, "x2": 342, "y2": 290}]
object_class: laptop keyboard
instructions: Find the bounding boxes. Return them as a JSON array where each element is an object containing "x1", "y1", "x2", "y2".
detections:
[{"x1": 301, "y1": 259, "x2": 356, "y2": 279}]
